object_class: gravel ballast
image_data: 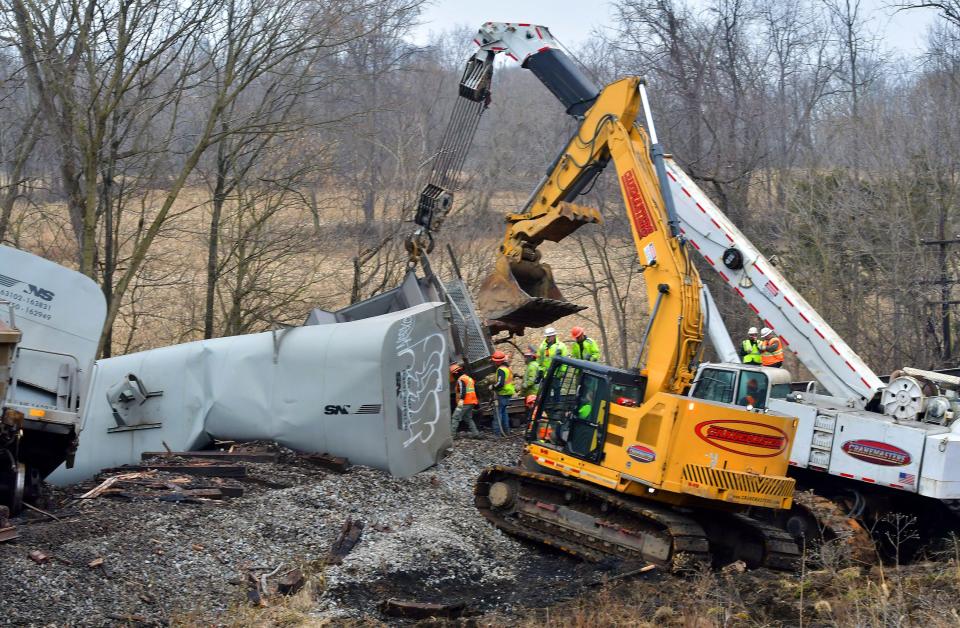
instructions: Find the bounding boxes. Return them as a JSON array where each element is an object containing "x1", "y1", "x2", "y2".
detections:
[{"x1": 0, "y1": 436, "x2": 601, "y2": 625}]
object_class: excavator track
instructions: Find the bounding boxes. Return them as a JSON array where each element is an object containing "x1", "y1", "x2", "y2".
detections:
[
  {"x1": 786, "y1": 491, "x2": 876, "y2": 564},
  {"x1": 475, "y1": 465, "x2": 799, "y2": 572}
]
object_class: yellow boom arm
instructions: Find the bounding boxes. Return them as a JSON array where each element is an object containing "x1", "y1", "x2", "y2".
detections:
[{"x1": 478, "y1": 77, "x2": 703, "y2": 396}]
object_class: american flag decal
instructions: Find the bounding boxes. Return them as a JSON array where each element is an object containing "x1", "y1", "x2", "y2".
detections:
[
  {"x1": 355, "y1": 404, "x2": 381, "y2": 415},
  {"x1": 898, "y1": 471, "x2": 916, "y2": 486}
]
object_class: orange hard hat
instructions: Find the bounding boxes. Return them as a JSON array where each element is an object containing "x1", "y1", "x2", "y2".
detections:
[
  {"x1": 571, "y1": 326, "x2": 585, "y2": 340},
  {"x1": 525, "y1": 394, "x2": 537, "y2": 408},
  {"x1": 491, "y1": 350, "x2": 507, "y2": 363},
  {"x1": 450, "y1": 364, "x2": 463, "y2": 374}
]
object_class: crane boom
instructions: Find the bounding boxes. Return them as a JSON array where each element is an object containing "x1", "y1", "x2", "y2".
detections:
[{"x1": 662, "y1": 160, "x2": 884, "y2": 406}]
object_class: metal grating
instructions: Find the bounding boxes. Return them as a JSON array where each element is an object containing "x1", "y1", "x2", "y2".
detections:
[
  {"x1": 681, "y1": 464, "x2": 795, "y2": 498},
  {"x1": 444, "y1": 279, "x2": 494, "y2": 375}
]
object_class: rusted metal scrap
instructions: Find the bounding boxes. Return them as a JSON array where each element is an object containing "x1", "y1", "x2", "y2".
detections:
[
  {"x1": 0, "y1": 526, "x2": 18, "y2": 543},
  {"x1": 303, "y1": 453, "x2": 350, "y2": 473},
  {"x1": 380, "y1": 599, "x2": 467, "y2": 619},
  {"x1": 327, "y1": 518, "x2": 364, "y2": 565}
]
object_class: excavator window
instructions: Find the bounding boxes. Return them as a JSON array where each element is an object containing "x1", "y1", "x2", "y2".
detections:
[
  {"x1": 690, "y1": 368, "x2": 736, "y2": 405},
  {"x1": 735, "y1": 371, "x2": 769, "y2": 409},
  {"x1": 530, "y1": 363, "x2": 609, "y2": 462}
]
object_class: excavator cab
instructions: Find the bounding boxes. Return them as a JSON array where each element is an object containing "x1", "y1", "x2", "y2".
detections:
[{"x1": 526, "y1": 356, "x2": 645, "y2": 463}]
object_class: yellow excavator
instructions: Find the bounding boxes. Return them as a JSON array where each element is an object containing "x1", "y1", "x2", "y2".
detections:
[{"x1": 464, "y1": 23, "x2": 802, "y2": 569}]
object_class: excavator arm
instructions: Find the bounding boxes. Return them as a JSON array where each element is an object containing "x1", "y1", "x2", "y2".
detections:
[{"x1": 477, "y1": 75, "x2": 703, "y2": 396}]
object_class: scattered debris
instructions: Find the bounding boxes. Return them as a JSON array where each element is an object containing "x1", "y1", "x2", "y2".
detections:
[
  {"x1": 28, "y1": 550, "x2": 50, "y2": 564},
  {"x1": 23, "y1": 502, "x2": 62, "y2": 522},
  {"x1": 722, "y1": 560, "x2": 747, "y2": 575},
  {"x1": 278, "y1": 568, "x2": 305, "y2": 595},
  {"x1": 380, "y1": 598, "x2": 467, "y2": 619},
  {"x1": 140, "y1": 449, "x2": 279, "y2": 463},
  {"x1": 107, "y1": 462, "x2": 247, "y2": 478},
  {"x1": 0, "y1": 526, "x2": 17, "y2": 543},
  {"x1": 327, "y1": 518, "x2": 364, "y2": 565},
  {"x1": 303, "y1": 452, "x2": 350, "y2": 473},
  {"x1": 88, "y1": 557, "x2": 105, "y2": 569},
  {"x1": 79, "y1": 469, "x2": 244, "y2": 502}
]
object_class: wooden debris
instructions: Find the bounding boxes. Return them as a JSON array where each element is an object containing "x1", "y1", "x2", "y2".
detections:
[
  {"x1": 80, "y1": 473, "x2": 148, "y2": 499},
  {"x1": 327, "y1": 518, "x2": 364, "y2": 565},
  {"x1": 106, "y1": 463, "x2": 247, "y2": 478},
  {"x1": 380, "y1": 599, "x2": 467, "y2": 619},
  {"x1": 303, "y1": 453, "x2": 349, "y2": 473},
  {"x1": 0, "y1": 526, "x2": 18, "y2": 543},
  {"x1": 277, "y1": 568, "x2": 305, "y2": 595},
  {"x1": 28, "y1": 550, "x2": 50, "y2": 564},
  {"x1": 106, "y1": 613, "x2": 147, "y2": 623},
  {"x1": 88, "y1": 557, "x2": 104, "y2": 569},
  {"x1": 81, "y1": 469, "x2": 243, "y2": 502},
  {"x1": 140, "y1": 450, "x2": 279, "y2": 463},
  {"x1": 23, "y1": 502, "x2": 62, "y2": 522}
]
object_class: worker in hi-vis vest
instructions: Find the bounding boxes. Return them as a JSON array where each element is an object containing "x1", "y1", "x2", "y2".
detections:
[
  {"x1": 537, "y1": 327, "x2": 569, "y2": 403},
  {"x1": 450, "y1": 363, "x2": 480, "y2": 437},
  {"x1": 739, "y1": 326, "x2": 762, "y2": 365},
  {"x1": 522, "y1": 346, "x2": 540, "y2": 396},
  {"x1": 569, "y1": 326, "x2": 601, "y2": 362},
  {"x1": 759, "y1": 327, "x2": 784, "y2": 368},
  {"x1": 491, "y1": 350, "x2": 514, "y2": 436}
]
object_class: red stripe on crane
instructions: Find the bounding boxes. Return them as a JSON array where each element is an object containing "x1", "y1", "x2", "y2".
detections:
[
  {"x1": 725, "y1": 232, "x2": 734, "y2": 242},
  {"x1": 798, "y1": 311, "x2": 810, "y2": 323},
  {"x1": 537, "y1": 46, "x2": 550, "y2": 53},
  {"x1": 718, "y1": 271, "x2": 730, "y2": 282},
  {"x1": 518, "y1": 22, "x2": 530, "y2": 26},
  {"x1": 682, "y1": 187, "x2": 692, "y2": 197},
  {"x1": 710, "y1": 218, "x2": 722, "y2": 229},
  {"x1": 861, "y1": 377, "x2": 872, "y2": 388},
  {"x1": 784, "y1": 296, "x2": 794, "y2": 307},
  {"x1": 690, "y1": 240, "x2": 700, "y2": 250},
  {"x1": 473, "y1": 39, "x2": 481, "y2": 46},
  {"x1": 839, "y1": 473, "x2": 854, "y2": 479},
  {"x1": 780, "y1": 336, "x2": 789, "y2": 346},
  {"x1": 754, "y1": 264, "x2": 766, "y2": 275},
  {"x1": 667, "y1": 171, "x2": 677, "y2": 181},
  {"x1": 863, "y1": 477, "x2": 876, "y2": 483},
  {"x1": 506, "y1": 53, "x2": 519, "y2": 61},
  {"x1": 764, "y1": 319, "x2": 774, "y2": 329},
  {"x1": 734, "y1": 288, "x2": 745, "y2": 297},
  {"x1": 535, "y1": 27, "x2": 543, "y2": 38},
  {"x1": 695, "y1": 202, "x2": 707, "y2": 213},
  {"x1": 814, "y1": 328, "x2": 825, "y2": 339},
  {"x1": 845, "y1": 360, "x2": 856, "y2": 371},
  {"x1": 889, "y1": 483, "x2": 904, "y2": 489},
  {"x1": 704, "y1": 255, "x2": 716, "y2": 266},
  {"x1": 830, "y1": 345, "x2": 840, "y2": 355},
  {"x1": 749, "y1": 303, "x2": 760, "y2": 314},
  {"x1": 491, "y1": 46, "x2": 505, "y2": 51}
]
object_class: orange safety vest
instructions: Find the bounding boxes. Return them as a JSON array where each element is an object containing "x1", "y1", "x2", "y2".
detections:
[
  {"x1": 457, "y1": 374, "x2": 478, "y2": 405},
  {"x1": 761, "y1": 336, "x2": 784, "y2": 366}
]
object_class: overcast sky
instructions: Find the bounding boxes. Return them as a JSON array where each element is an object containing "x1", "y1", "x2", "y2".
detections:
[{"x1": 411, "y1": 0, "x2": 941, "y2": 58}]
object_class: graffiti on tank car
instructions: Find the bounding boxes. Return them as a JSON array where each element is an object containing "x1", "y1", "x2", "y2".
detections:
[
  {"x1": 841, "y1": 439, "x2": 912, "y2": 467},
  {"x1": 395, "y1": 316, "x2": 446, "y2": 448},
  {"x1": 694, "y1": 419, "x2": 788, "y2": 458},
  {"x1": 626, "y1": 444, "x2": 656, "y2": 463}
]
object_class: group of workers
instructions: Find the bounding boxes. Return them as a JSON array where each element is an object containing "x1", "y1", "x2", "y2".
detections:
[
  {"x1": 738, "y1": 326, "x2": 784, "y2": 368},
  {"x1": 449, "y1": 322, "x2": 783, "y2": 438},
  {"x1": 449, "y1": 325, "x2": 602, "y2": 438}
]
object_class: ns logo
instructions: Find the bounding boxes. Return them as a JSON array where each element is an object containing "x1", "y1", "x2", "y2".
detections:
[{"x1": 26, "y1": 284, "x2": 54, "y2": 301}]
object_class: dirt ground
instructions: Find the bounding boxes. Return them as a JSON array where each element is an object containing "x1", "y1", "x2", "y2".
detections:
[{"x1": 0, "y1": 436, "x2": 614, "y2": 626}]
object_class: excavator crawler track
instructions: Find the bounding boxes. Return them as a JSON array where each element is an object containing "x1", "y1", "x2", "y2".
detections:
[
  {"x1": 786, "y1": 491, "x2": 876, "y2": 564},
  {"x1": 475, "y1": 465, "x2": 799, "y2": 572}
]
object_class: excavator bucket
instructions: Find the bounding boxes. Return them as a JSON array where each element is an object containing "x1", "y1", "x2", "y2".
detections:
[{"x1": 477, "y1": 254, "x2": 586, "y2": 334}]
